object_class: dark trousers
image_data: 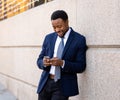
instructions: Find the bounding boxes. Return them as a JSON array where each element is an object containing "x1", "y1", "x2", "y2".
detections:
[{"x1": 38, "y1": 78, "x2": 69, "y2": 100}]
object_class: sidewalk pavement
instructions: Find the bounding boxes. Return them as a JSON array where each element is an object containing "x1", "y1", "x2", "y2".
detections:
[{"x1": 0, "y1": 83, "x2": 17, "y2": 100}]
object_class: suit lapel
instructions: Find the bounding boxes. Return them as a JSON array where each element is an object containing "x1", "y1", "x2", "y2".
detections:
[
  {"x1": 49, "y1": 33, "x2": 57, "y2": 58},
  {"x1": 62, "y1": 30, "x2": 74, "y2": 58},
  {"x1": 49, "y1": 30, "x2": 75, "y2": 58}
]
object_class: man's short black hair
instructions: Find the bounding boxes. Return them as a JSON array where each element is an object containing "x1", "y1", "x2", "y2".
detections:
[{"x1": 51, "y1": 10, "x2": 68, "y2": 21}]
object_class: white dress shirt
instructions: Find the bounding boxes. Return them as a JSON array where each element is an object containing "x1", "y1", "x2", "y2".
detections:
[{"x1": 49, "y1": 28, "x2": 71, "y2": 75}]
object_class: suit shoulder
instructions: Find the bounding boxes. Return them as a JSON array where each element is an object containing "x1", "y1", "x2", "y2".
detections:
[
  {"x1": 71, "y1": 28, "x2": 86, "y2": 39},
  {"x1": 45, "y1": 32, "x2": 55, "y2": 37},
  {"x1": 74, "y1": 31, "x2": 86, "y2": 40},
  {"x1": 45, "y1": 32, "x2": 56, "y2": 39}
]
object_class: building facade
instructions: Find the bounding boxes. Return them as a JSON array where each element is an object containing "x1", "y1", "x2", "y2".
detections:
[
  {"x1": 0, "y1": 0, "x2": 120, "y2": 100},
  {"x1": 0, "y1": 0, "x2": 53, "y2": 21}
]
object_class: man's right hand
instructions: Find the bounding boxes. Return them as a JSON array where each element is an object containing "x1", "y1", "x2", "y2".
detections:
[{"x1": 43, "y1": 56, "x2": 51, "y2": 67}]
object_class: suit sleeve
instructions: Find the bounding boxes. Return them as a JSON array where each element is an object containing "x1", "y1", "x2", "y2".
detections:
[{"x1": 37, "y1": 36, "x2": 50, "y2": 71}]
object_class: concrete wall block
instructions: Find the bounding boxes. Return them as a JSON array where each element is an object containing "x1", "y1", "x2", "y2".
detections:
[
  {"x1": 0, "y1": 47, "x2": 41, "y2": 86},
  {"x1": 0, "y1": 0, "x2": 120, "y2": 100},
  {"x1": 0, "y1": 74, "x2": 37, "y2": 100},
  {"x1": 77, "y1": 0, "x2": 120, "y2": 45},
  {"x1": 78, "y1": 48, "x2": 120, "y2": 100}
]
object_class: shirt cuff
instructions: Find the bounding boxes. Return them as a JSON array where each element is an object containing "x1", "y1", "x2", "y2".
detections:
[{"x1": 61, "y1": 60, "x2": 65, "y2": 68}]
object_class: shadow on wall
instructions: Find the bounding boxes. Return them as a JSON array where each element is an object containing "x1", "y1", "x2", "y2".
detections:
[{"x1": 0, "y1": 83, "x2": 17, "y2": 100}]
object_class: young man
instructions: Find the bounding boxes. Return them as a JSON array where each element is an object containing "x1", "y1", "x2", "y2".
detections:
[{"x1": 37, "y1": 10, "x2": 87, "y2": 100}]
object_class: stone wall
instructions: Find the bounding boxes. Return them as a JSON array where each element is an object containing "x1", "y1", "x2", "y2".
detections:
[{"x1": 0, "y1": 0, "x2": 120, "y2": 100}]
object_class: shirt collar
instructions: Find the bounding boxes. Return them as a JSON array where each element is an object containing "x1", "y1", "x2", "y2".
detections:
[
  {"x1": 63, "y1": 27, "x2": 71, "y2": 40},
  {"x1": 57, "y1": 27, "x2": 71, "y2": 41}
]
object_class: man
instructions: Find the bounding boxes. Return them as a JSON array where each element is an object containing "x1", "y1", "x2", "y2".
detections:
[{"x1": 37, "y1": 10, "x2": 87, "y2": 100}]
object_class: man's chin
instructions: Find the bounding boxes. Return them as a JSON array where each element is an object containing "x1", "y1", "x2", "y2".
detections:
[
  {"x1": 58, "y1": 33, "x2": 65, "y2": 38},
  {"x1": 58, "y1": 34, "x2": 63, "y2": 38},
  {"x1": 59, "y1": 35, "x2": 64, "y2": 38}
]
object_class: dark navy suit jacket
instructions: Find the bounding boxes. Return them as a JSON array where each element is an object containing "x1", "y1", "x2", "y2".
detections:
[{"x1": 37, "y1": 28, "x2": 87, "y2": 96}]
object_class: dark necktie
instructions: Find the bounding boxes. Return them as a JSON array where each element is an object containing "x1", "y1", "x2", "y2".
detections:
[{"x1": 54, "y1": 38, "x2": 64, "y2": 82}]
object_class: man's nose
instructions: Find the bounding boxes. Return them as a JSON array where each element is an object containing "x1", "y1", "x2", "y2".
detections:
[{"x1": 55, "y1": 28, "x2": 60, "y2": 33}]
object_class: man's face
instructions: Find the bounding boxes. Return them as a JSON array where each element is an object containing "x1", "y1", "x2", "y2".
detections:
[{"x1": 51, "y1": 18, "x2": 69, "y2": 38}]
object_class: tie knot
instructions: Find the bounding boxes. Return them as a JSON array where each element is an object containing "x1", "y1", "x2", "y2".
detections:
[{"x1": 61, "y1": 37, "x2": 64, "y2": 40}]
